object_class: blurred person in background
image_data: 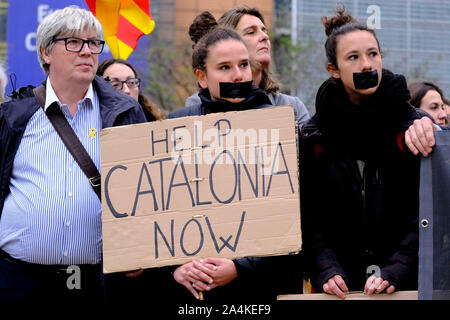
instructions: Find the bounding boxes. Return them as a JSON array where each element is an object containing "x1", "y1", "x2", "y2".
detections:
[
  {"x1": 0, "y1": 63, "x2": 7, "y2": 103},
  {"x1": 97, "y1": 58, "x2": 166, "y2": 121},
  {"x1": 409, "y1": 81, "x2": 447, "y2": 127},
  {"x1": 443, "y1": 97, "x2": 450, "y2": 126}
]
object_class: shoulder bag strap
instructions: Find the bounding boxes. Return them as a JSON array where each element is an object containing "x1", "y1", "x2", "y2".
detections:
[{"x1": 33, "y1": 85, "x2": 101, "y2": 200}]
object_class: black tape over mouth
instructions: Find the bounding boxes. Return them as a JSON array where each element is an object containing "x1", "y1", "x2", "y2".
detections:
[
  {"x1": 353, "y1": 70, "x2": 379, "y2": 89},
  {"x1": 219, "y1": 81, "x2": 253, "y2": 98}
]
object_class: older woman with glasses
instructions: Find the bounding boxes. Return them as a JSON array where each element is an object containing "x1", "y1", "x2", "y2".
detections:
[{"x1": 97, "y1": 58, "x2": 166, "y2": 121}]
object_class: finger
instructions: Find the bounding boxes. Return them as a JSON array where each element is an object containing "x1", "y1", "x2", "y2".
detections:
[
  {"x1": 189, "y1": 265, "x2": 213, "y2": 284},
  {"x1": 367, "y1": 277, "x2": 383, "y2": 295},
  {"x1": 364, "y1": 275, "x2": 376, "y2": 294},
  {"x1": 375, "y1": 280, "x2": 390, "y2": 294},
  {"x1": 192, "y1": 281, "x2": 210, "y2": 292},
  {"x1": 368, "y1": 277, "x2": 385, "y2": 295},
  {"x1": 185, "y1": 271, "x2": 200, "y2": 283},
  {"x1": 323, "y1": 283, "x2": 330, "y2": 294},
  {"x1": 334, "y1": 276, "x2": 349, "y2": 293},
  {"x1": 185, "y1": 283, "x2": 200, "y2": 300},
  {"x1": 424, "y1": 118, "x2": 436, "y2": 147},
  {"x1": 187, "y1": 270, "x2": 209, "y2": 284},
  {"x1": 185, "y1": 264, "x2": 204, "y2": 282},
  {"x1": 193, "y1": 260, "x2": 216, "y2": 278},
  {"x1": 328, "y1": 279, "x2": 346, "y2": 299},
  {"x1": 414, "y1": 120, "x2": 433, "y2": 155},
  {"x1": 408, "y1": 121, "x2": 428, "y2": 156},
  {"x1": 386, "y1": 285, "x2": 396, "y2": 294},
  {"x1": 405, "y1": 130, "x2": 419, "y2": 156},
  {"x1": 174, "y1": 263, "x2": 194, "y2": 281},
  {"x1": 199, "y1": 260, "x2": 218, "y2": 272}
]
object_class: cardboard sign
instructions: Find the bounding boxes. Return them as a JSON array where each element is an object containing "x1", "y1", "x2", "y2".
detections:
[
  {"x1": 100, "y1": 106, "x2": 302, "y2": 273},
  {"x1": 277, "y1": 291, "x2": 418, "y2": 300}
]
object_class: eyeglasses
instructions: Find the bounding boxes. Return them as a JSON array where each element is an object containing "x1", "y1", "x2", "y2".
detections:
[
  {"x1": 52, "y1": 37, "x2": 105, "y2": 54},
  {"x1": 107, "y1": 78, "x2": 141, "y2": 90}
]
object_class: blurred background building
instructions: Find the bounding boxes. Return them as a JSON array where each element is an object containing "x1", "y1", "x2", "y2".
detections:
[{"x1": 154, "y1": 0, "x2": 273, "y2": 42}]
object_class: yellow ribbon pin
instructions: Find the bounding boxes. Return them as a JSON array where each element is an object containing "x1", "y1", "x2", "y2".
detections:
[{"x1": 88, "y1": 128, "x2": 97, "y2": 139}]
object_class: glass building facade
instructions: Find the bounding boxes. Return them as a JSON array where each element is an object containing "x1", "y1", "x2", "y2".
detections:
[{"x1": 275, "y1": 0, "x2": 450, "y2": 112}]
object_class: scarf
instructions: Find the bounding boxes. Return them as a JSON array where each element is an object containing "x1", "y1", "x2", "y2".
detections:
[
  {"x1": 198, "y1": 86, "x2": 272, "y2": 114},
  {"x1": 314, "y1": 69, "x2": 412, "y2": 160}
]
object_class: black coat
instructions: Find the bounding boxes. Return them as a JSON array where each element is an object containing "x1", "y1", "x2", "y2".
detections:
[{"x1": 300, "y1": 70, "x2": 421, "y2": 292}]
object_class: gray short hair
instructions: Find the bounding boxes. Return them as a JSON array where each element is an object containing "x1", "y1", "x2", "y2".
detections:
[
  {"x1": 0, "y1": 62, "x2": 7, "y2": 103},
  {"x1": 36, "y1": 6, "x2": 104, "y2": 74}
]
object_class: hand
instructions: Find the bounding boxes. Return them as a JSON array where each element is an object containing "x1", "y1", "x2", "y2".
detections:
[
  {"x1": 364, "y1": 275, "x2": 395, "y2": 295},
  {"x1": 405, "y1": 117, "x2": 437, "y2": 157},
  {"x1": 323, "y1": 275, "x2": 349, "y2": 299},
  {"x1": 124, "y1": 269, "x2": 144, "y2": 278},
  {"x1": 193, "y1": 257, "x2": 238, "y2": 290},
  {"x1": 173, "y1": 261, "x2": 216, "y2": 299}
]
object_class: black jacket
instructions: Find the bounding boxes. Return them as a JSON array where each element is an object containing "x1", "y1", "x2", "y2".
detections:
[
  {"x1": 300, "y1": 70, "x2": 421, "y2": 292},
  {"x1": 167, "y1": 87, "x2": 303, "y2": 301},
  {"x1": 0, "y1": 76, "x2": 147, "y2": 217}
]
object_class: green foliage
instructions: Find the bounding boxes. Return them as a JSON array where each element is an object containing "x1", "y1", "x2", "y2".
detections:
[
  {"x1": 272, "y1": 32, "x2": 328, "y2": 115},
  {"x1": 143, "y1": 39, "x2": 197, "y2": 112}
]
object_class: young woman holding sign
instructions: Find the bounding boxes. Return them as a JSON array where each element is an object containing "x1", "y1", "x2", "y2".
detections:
[
  {"x1": 166, "y1": 11, "x2": 302, "y2": 301},
  {"x1": 184, "y1": 5, "x2": 310, "y2": 126},
  {"x1": 300, "y1": 6, "x2": 423, "y2": 299}
]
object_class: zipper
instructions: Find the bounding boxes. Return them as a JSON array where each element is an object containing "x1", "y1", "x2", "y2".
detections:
[
  {"x1": 348, "y1": 159, "x2": 365, "y2": 205},
  {"x1": 348, "y1": 158, "x2": 371, "y2": 269}
]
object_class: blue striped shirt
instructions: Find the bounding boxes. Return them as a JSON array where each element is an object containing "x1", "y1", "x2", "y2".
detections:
[{"x1": 0, "y1": 78, "x2": 102, "y2": 265}]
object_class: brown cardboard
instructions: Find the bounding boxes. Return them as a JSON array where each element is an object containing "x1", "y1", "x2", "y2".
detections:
[
  {"x1": 277, "y1": 291, "x2": 418, "y2": 300},
  {"x1": 100, "y1": 106, "x2": 301, "y2": 273}
]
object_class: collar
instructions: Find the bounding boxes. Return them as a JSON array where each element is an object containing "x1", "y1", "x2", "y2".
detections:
[{"x1": 44, "y1": 77, "x2": 94, "y2": 111}]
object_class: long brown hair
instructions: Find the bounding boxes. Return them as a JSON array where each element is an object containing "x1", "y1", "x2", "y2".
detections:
[
  {"x1": 218, "y1": 5, "x2": 280, "y2": 94},
  {"x1": 408, "y1": 81, "x2": 445, "y2": 108},
  {"x1": 189, "y1": 11, "x2": 246, "y2": 73}
]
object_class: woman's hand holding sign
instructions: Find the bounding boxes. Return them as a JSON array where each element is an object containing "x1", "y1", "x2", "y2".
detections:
[{"x1": 174, "y1": 258, "x2": 238, "y2": 299}]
